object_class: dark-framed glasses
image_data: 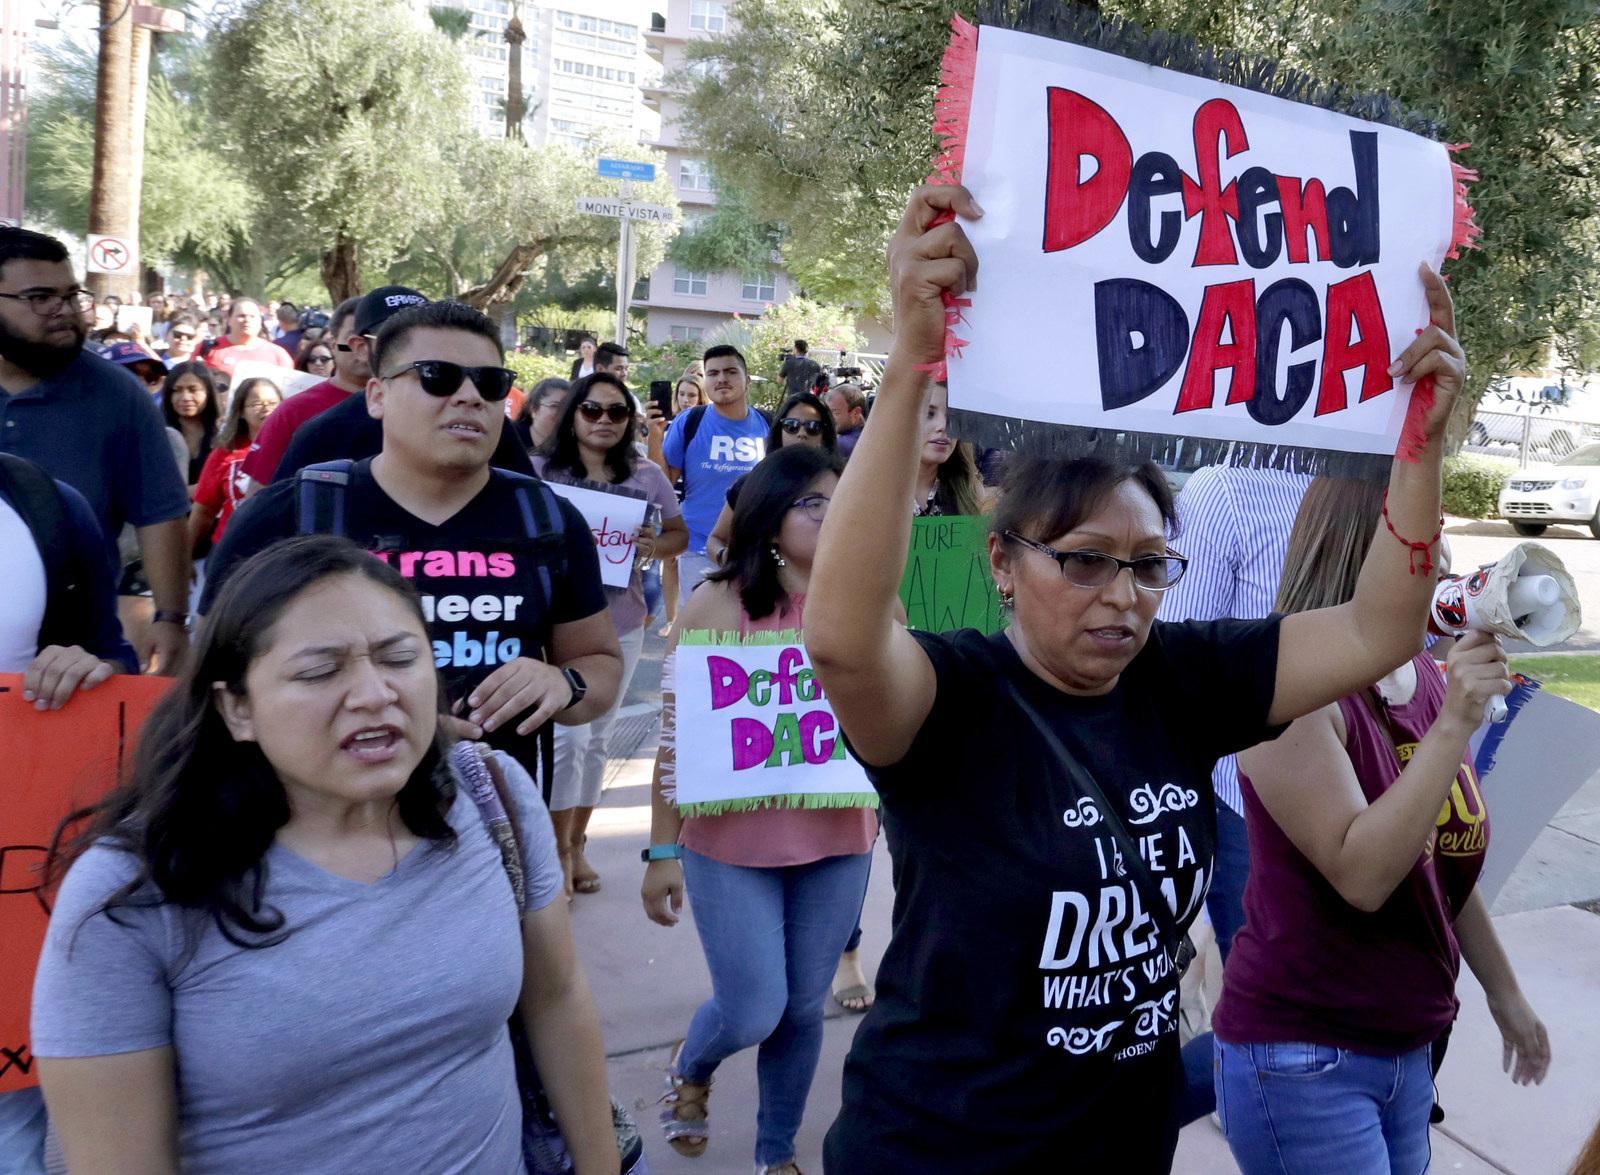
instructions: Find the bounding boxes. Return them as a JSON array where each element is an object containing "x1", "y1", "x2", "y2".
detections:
[
  {"x1": 790, "y1": 494, "x2": 830, "y2": 522},
  {"x1": 779, "y1": 417, "x2": 825, "y2": 437},
  {"x1": 379, "y1": 360, "x2": 516, "y2": 402},
  {"x1": 167, "y1": 330, "x2": 197, "y2": 343},
  {"x1": 306, "y1": 351, "x2": 334, "y2": 366},
  {"x1": 577, "y1": 400, "x2": 631, "y2": 423},
  {"x1": 1004, "y1": 531, "x2": 1187, "y2": 592},
  {"x1": 0, "y1": 288, "x2": 95, "y2": 315}
]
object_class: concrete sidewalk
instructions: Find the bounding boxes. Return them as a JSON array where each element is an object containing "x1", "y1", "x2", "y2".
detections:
[{"x1": 573, "y1": 717, "x2": 1600, "y2": 1175}]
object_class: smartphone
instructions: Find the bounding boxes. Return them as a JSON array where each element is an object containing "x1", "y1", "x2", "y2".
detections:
[{"x1": 650, "y1": 379, "x2": 674, "y2": 419}]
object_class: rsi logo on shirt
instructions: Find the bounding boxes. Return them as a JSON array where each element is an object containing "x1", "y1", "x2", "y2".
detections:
[{"x1": 707, "y1": 435, "x2": 763, "y2": 463}]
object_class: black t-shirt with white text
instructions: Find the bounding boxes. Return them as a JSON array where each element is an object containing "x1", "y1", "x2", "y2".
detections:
[
  {"x1": 202, "y1": 459, "x2": 607, "y2": 772},
  {"x1": 825, "y1": 619, "x2": 1283, "y2": 1174}
]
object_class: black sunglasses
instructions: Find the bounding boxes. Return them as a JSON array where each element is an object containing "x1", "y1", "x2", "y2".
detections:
[
  {"x1": 167, "y1": 330, "x2": 197, "y2": 342},
  {"x1": 779, "y1": 417, "x2": 824, "y2": 437},
  {"x1": 577, "y1": 400, "x2": 631, "y2": 423},
  {"x1": 379, "y1": 360, "x2": 516, "y2": 402}
]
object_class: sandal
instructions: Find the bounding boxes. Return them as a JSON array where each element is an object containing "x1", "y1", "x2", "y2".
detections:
[
  {"x1": 572, "y1": 834, "x2": 602, "y2": 894},
  {"x1": 831, "y1": 983, "x2": 874, "y2": 1014},
  {"x1": 659, "y1": 1039, "x2": 711, "y2": 1157}
]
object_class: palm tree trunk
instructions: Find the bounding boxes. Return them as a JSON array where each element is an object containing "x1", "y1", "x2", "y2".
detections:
[
  {"x1": 88, "y1": 0, "x2": 135, "y2": 299},
  {"x1": 504, "y1": 10, "x2": 526, "y2": 142}
]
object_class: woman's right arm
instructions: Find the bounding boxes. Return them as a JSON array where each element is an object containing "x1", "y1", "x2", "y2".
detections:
[
  {"x1": 807, "y1": 185, "x2": 982, "y2": 766},
  {"x1": 40, "y1": 1050, "x2": 179, "y2": 1175},
  {"x1": 1238, "y1": 631, "x2": 1508, "y2": 912}
]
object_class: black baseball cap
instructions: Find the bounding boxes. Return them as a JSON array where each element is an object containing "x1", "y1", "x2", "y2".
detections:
[{"x1": 352, "y1": 286, "x2": 428, "y2": 337}]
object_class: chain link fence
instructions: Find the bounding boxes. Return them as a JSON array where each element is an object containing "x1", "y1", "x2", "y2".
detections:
[{"x1": 1461, "y1": 410, "x2": 1600, "y2": 467}]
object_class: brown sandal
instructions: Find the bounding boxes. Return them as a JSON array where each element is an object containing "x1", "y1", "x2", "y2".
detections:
[{"x1": 659, "y1": 1039, "x2": 711, "y2": 1157}]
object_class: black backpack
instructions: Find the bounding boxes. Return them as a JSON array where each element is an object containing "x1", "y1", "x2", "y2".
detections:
[
  {"x1": 0, "y1": 453, "x2": 95, "y2": 654},
  {"x1": 293, "y1": 459, "x2": 571, "y2": 800},
  {"x1": 679, "y1": 403, "x2": 773, "y2": 450}
]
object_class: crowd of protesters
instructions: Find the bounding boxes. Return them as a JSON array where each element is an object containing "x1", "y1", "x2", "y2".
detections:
[{"x1": 0, "y1": 187, "x2": 1579, "y2": 1175}]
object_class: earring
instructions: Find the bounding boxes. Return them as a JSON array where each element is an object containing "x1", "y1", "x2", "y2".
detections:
[
  {"x1": 998, "y1": 586, "x2": 1014, "y2": 607},
  {"x1": 769, "y1": 545, "x2": 787, "y2": 568}
]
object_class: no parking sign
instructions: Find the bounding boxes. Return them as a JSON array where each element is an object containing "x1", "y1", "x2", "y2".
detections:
[{"x1": 87, "y1": 234, "x2": 136, "y2": 275}]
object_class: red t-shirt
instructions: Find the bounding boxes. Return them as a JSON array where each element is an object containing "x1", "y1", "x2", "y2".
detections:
[
  {"x1": 204, "y1": 338, "x2": 294, "y2": 378},
  {"x1": 238, "y1": 379, "x2": 353, "y2": 484},
  {"x1": 193, "y1": 439, "x2": 254, "y2": 542}
]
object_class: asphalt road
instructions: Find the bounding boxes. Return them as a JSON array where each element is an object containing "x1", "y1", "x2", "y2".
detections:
[{"x1": 1443, "y1": 516, "x2": 1600, "y2": 652}]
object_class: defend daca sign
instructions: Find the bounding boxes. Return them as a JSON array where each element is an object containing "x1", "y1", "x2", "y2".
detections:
[{"x1": 947, "y1": 26, "x2": 1464, "y2": 459}]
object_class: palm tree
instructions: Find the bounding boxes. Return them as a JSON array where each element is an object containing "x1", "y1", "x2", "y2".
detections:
[{"x1": 504, "y1": 2, "x2": 525, "y2": 142}]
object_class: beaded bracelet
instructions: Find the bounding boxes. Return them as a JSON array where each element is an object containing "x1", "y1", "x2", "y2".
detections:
[{"x1": 1380, "y1": 490, "x2": 1444, "y2": 576}]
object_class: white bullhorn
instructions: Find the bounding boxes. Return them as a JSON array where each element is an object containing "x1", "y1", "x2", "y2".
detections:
[{"x1": 1428, "y1": 542, "x2": 1582, "y2": 721}]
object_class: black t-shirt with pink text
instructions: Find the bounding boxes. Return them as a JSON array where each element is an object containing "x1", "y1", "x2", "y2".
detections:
[
  {"x1": 202, "y1": 459, "x2": 607, "y2": 772},
  {"x1": 826, "y1": 620, "x2": 1283, "y2": 1174}
]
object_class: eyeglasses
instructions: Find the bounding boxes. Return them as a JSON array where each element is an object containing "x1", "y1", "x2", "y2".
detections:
[
  {"x1": 790, "y1": 494, "x2": 830, "y2": 522},
  {"x1": 779, "y1": 417, "x2": 825, "y2": 437},
  {"x1": 0, "y1": 288, "x2": 95, "y2": 315},
  {"x1": 1004, "y1": 531, "x2": 1188, "y2": 592},
  {"x1": 577, "y1": 400, "x2": 631, "y2": 423},
  {"x1": 379, "y1": 360, "x2": 516, "y2": 402},
  {"x1": 168, "y1": 331, "x2": 196, "y2": 343}
]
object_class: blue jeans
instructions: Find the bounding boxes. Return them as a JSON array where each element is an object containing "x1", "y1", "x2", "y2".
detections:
[
  {"x1": 679, "y1": 847, "x2": 872, "y2": 1166},
  {"x1": 0, "y1": 1088, "x2": 47, "y2": 1175},
  {"x1": 677, "y1": 552, "x2": 716, "y2": 607},
  {"x1": 1180, "y1": 800, "x2": 1251, "y2": 1123},
  {"x1": 1215, "y1": 1039, "x2": 1435, "y2": 1175},
  {"x1": 642, "y1": 562, "x2": 663, "y2": 620}
]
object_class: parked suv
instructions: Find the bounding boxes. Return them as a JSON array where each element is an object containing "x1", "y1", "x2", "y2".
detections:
[{"x1": 1497, "y1": 442, "x2": 1600, "y2": 537}]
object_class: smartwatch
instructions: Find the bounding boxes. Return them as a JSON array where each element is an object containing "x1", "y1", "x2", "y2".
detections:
[
  {"x1": 641, "y1": 844, "x2": 683, "y2": 862},
  {"x1": 559, "y1": 666, "x2": 588, "y2": 710},
  {"x1": 152, "y1": 609, "x2": 190, "y2": 631}
]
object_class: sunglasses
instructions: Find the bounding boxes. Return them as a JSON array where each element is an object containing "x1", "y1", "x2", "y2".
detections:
[
  {"x1": 1004, "y1": 531, "x2": 1188, "y2": 592},
  {"x1": 577, "y1": 400, "x2": 631, "y2": 423},
  {"x1": 379, "y1": 360, "x2": 516, "y2": 402},
  {"x1": 779, "y1": 417, "x2": 825, "y2": 437},
  {"x1": 168, "y1": 331, "x2": 196, "y2": 342},
  {"x1": 307, "y1": 352, "x2": 334, "y2": 364}
]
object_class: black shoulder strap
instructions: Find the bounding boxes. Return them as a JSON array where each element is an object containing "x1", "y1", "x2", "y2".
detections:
[
  {"x1": 682, "y1": 404, "x2": 708, "y2": 449},
  {"x1": 0, "y1": 452, "x2": 87, "y2": 650},
  {"x1": 294, "y1": 460, "x2": 355, "y2": 536},
  {"x1": 506, "y1": 472, "x2": 569, "y2": 609},
  {"x1": 1008, "y1": 685, "x2": 1194, "y2": 971}
]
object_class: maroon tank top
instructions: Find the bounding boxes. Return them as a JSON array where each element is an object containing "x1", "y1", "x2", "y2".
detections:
[{"x1": 1213, "y1": 654, "x2": 1489, "y2": 1055}]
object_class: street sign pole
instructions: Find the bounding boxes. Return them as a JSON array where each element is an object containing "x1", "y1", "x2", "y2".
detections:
[{"x1": 613, "y1": 178, "x2": 633, "y2": 346}]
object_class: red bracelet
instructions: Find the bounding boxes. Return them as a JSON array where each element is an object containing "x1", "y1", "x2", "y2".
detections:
[{"x1": 1381, "y1": 490, "x2": 1444, "y2": 575}]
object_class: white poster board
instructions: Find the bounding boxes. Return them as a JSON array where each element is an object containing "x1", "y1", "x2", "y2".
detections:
[
  {"x1": 223, "y1": 361, "x2": 324, "y2": 410},
  {"x1": 544, "y1": 480, "x2": 650, "y2": 590},
  {"x1": 672, "y1": 636, "x2": 878, "y2": 814},
  {"x1": 949, "y1": 27, "x2": 1457, "y2": 456}
]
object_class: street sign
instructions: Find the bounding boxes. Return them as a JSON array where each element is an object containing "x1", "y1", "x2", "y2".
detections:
[
  {"x1": 0, "y1": 218, "x2": 18, "y2": 229},
  {"x1": 576, "y1": 198, "x2": 673, "y2": 223},
  {"x1": 87, "y1": 234, "x2": 136, "y2": 275},
  {"x1": 597, "y1": 158, "x2": 656, "y2": 183},
  {"x1": 624, "y1": 203, "x2": 672, "y2": 223}
]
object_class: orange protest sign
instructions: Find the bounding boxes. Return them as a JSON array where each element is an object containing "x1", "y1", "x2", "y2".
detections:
[{"x1": 0, "y1": 674, "x2": 171, "y2": 1093}]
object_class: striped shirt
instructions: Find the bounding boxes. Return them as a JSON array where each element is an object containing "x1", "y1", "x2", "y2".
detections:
[{"x1": 1159, "y1": 466, "x2": 1312, "y2": 813}]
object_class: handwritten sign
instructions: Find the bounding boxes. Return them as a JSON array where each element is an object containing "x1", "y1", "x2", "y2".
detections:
[
  {"x1": 949, "y1": 27, "x2": 1456, "y2": 457},
  {"x1": 0, "y1": 675, "x2": 171, "y2": 1093},
  {"x1": 671, "y1": 633, "x2": 877, "y2": 815},
  {"x1": 223, "y1": 360, "x2": 324, "y2": 410},
  {"x1": 899, "y1": 515, "x2": 1008, "y2": 634},
  {"x1": 544, "y1": 480, "x2": 650, "y2": 590}
]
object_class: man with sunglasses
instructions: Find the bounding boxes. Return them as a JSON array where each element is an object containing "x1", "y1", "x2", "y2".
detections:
[
  {"x1": 239, "y1": 287, "x2": 423, "y2": 493},
  {"x1": 205, "y1": 300, "x2": 622, "y2": 780},
  {"x1": 0, "y1": 227, "x2": 191, "y2": 676},
  {"x1": 162, "y1": 314, "x2": 202, "y2": 366}
]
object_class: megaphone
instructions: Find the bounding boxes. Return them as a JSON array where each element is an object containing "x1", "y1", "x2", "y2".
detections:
[{"x1": 1429, "y1": 541, "x2": 1582, "y2": 721}]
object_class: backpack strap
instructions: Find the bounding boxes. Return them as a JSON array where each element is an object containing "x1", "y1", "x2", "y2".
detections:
[
  {"x1": 681, "y1": 404, "x2": 708, "y2": 450},
  {"x1": 295, "y1": 459, "x2": 355, "y2": 536},
  {"x1": 0, "y1": 452, "x2": 89, "y2": 652},
  {"x1": 510, "y1": 477, "x2": 569, "y2": 611}
]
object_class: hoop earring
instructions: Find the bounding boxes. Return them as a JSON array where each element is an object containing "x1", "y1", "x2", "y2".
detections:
[{"x1": 769, "y1": 545, "x2": 787, "y2": 568}]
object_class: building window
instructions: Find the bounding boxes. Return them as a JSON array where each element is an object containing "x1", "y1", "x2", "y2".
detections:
[
  {"x1": 678, "y1": 158, "x2": 713, "y2": 191},
  {"x1": 689, "y1": 0, "x2": 726, "y2": 32},
  {"x1": 741, "y1": 273, "x2": 776, "y2": 302},
  {"x1": 670, "y1": 325, "x2": 707, "y2": 341},
  {"x1": 674, "y1": 268, "x2": 709, "y2": 296}
]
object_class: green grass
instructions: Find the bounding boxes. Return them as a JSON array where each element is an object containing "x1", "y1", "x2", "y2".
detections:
[{"x1": 1508, "y1": 654, "x2": 1600, "y2": 711}]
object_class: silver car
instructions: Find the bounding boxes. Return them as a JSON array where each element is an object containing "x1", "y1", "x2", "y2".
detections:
[{"x1": 1498, "y1": 443, "x2": 1600, "y2": 537}]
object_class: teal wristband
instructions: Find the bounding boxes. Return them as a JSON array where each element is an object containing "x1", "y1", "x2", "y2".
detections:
[{"x1": 641, "y1": 844, "x2": 683, "y2": 862}]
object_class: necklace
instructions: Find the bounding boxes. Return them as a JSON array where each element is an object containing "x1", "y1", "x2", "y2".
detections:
[{"x1": 913, "y1": 481, "x2": 942, "y2": 517}]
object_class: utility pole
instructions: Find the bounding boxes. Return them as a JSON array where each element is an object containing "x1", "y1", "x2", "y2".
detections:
[{"x1": 0, "y1": 0, "x2": 28, "y2": 226}]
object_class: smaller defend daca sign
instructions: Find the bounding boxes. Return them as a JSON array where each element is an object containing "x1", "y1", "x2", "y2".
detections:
[{"x1": 667, "y1": 631, "x2": 878, "y2": 816}]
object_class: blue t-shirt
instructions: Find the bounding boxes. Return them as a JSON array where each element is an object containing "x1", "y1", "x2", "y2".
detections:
[
  {"x1": 0, "y1": 350, "x2": 190, "y2": 562},
  {"x1": 661, "y1": 405, "x2": 768, "y2": 552}
]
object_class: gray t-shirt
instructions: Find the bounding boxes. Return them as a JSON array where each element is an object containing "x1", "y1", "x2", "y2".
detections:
[{"x1": 32, "y1": 751, "x2": 561, "y2": 1175}]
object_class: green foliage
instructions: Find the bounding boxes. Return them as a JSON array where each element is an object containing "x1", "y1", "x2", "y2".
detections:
[
  {"x1": 1441, "y1": 453, "x2": 1518, "y2": 518},
  {"x1": 670, "y1": 182, "x2": 783, "y2": 276},
  {"x1": 504, "y1": 349, "x2": 575, "y2": 388},
  {"x1": 208, "y1": 0, "x2": 472, "y2": 291},
  {"x1": 681, "y1": 0, "x2": 1600, "y2": 410},
  {"x1": 744, "y1": 296, "x2": 865, "y2": 384},
  {"x1": 429, "y1": 5, "x2": 474, "y2": 40},
  {"x1": 1507, "y1": 655, "x2": 1600, "y2": 711},
  {"x1": 630, "y1": 339, "x2": 706, "y2": 384}
]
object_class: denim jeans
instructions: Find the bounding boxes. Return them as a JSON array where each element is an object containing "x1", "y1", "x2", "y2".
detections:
[
  {"x1": 642, "y1": 562, "x2": 664, "y2": 621},
  {"x1": 676, "y1": 552, "x2": 716, "y2": 607},
  {"x1": 679, "y1": 847, "x2": 873, "y2": 1167},
  {"x1": 1180, "y1": 800, "x2": 1252, "y2": 1123},
  {"x1": 1215, "y1": 1039, "x2": 1435, "y2": 1175},
  {"x1": 0, "y1": 1088, "x2": 47, "y2": 1175}
]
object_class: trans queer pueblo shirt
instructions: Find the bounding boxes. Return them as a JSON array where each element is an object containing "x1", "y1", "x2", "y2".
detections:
[
  {"x1": 202, "y1": 459, "x2": 607, "y2": 770},
  {"x1": 825, "y1": 619, "x2": 1283, "y2": 1175},
  {"x1": 660, "y1": 406, "x2": 767, "y2": 554}
]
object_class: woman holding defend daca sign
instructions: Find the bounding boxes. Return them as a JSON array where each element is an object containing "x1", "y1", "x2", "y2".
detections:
[
  {"x1": 806, "y1": 183, "x2": 1469, "y2": 1173},
  {"x1": 641, "y1": 444, "x2": 879, "y2": 1175}
]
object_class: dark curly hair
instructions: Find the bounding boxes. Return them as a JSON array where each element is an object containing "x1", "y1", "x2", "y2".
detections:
[{"x1": 47, "y1": 536, "x2": 457, "y2": 949}]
